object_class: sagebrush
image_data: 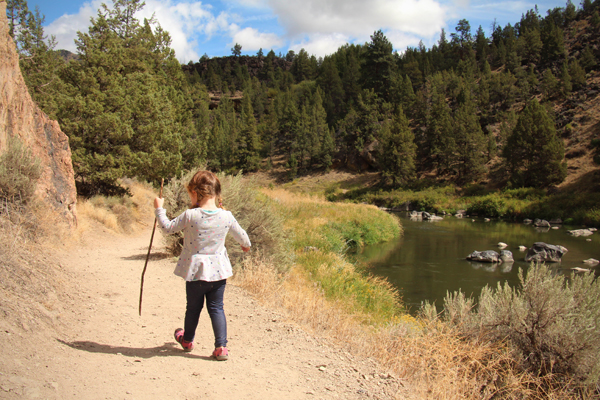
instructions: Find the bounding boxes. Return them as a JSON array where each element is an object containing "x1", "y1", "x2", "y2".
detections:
[
  {"x1": 425, "y1": 264, "x2": 600, "y2": 394},
  {"x1": 162, "y1": 171, "x2": 292, "y2": 271}
]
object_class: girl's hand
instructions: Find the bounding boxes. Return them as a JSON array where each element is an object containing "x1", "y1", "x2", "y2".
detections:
[
  {"x1": 154, "y1": 197, "x2": 164, "y2": 209},
  {"x1": 241, "y1": 246, "x2": 250, "y2": 253}
]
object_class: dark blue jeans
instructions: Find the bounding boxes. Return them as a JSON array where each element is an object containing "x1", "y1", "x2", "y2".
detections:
[{"x1": 183, "y1": 279, "x2": 227, "y2": 348}]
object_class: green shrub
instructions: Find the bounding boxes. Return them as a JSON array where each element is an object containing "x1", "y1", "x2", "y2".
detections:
[
  {"x1": 427, "y1": 264, "x2": 600, "y2": 392},
  {"x1": 0, "y1": 137, "x2": 42, "y2": 205},
  {"x1": 162, "y1": 171, "x2": 292, "y2": 271},
  {"x1": 466, "y1": 195, "x2": 506, "y2": 217}
]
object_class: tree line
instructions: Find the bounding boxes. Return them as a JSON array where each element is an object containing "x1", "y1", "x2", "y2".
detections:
[{"x1": 7, "y1": 0, "x2": 600, "y2": 195}]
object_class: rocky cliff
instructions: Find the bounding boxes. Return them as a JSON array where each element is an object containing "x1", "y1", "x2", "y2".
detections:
[{"x1": 0, "y1": 2, "x2": 77, "y2": 224}]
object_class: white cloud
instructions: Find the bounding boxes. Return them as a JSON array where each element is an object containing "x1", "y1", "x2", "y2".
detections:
[
  {"x1": 45, "y1": 0, "x2": 103, "y2": 53},
  {"x1": 230, "y1": 27, "x2": 284, "y2": 51},
  {"x1": 288, "y1": 33, "x2": 352, "y2": 57},
  {"x1": 267, "y1": 0, "x2": 447, "y2": 39},
  {"x1": 44, "y1": 0, "x2": 236, "y2": 62}
]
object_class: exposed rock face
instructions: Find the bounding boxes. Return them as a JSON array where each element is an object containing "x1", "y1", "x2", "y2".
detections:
[
  {"x1": 525, "y1": 242, "x2": 568, "y2": 263},
  {"x1": 0, "y1": 3, "x2": 77, "y2": 224}
]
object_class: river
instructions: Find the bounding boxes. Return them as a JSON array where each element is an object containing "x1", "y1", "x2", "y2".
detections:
[{"x1": 356, "y1": 213, "x2": 600, "y2": 314}]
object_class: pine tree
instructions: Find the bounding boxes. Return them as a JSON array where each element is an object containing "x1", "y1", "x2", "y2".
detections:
[
  {"x1": 569, "y1": 59, "x2": 587, "y2": 90},
  {"x1": 560, "y1": 61, "x2": 572, "y2": 95},
  {"x1": 542, "y1": 68, "x2": 560, "y2": 98},
  {"x1": 503, "y1": 99, "x2": 567, "y2": 188},
  {"x1": 316, "y1": 56, "x2": 344, "y2": 125},
  {"x1": 426, "y1": 87, "x2": 456, "y2": 173},
  {"x1": 580, "y1": 46, "x2": 597, "y2": 71},
  {"x1": 378, "y1": 107, "x2": 416, "y2": 186},
  {"x1": 238, "y1": 94, "x2": 261, "y2": 171},
  {"x1": 361, "y1": 30, "x2": 395, "y2": 102},
  {"x1": 453, "y1": 89, "x2": 487, "y2": 182}
]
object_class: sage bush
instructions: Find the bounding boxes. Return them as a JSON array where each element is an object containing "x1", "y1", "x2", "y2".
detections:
[
  {"x1": 424, "y1": 264, "x2": 600, "y2": 392},
  {"x1": 162, "y1": 171, "x2": 291, "y2": 271}
]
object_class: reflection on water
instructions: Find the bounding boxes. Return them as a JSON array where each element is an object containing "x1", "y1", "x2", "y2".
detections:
[{"x1": 355, "y1": 213, "x2": 600, "y2": 315}]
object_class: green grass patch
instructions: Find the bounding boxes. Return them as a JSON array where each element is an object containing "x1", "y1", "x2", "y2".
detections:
[{"x1": 265, "y1": 190, "x2": 404, "y2": 323}]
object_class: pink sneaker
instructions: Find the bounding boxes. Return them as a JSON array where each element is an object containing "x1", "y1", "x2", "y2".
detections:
[
  {"x1": 212, "y1": 346, "x2": 229, "y2": 361},
  {"x1": 174, "y1": 328, "x2": 194, "y2": 352}
]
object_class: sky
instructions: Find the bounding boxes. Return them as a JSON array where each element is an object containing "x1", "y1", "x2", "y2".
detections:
[{"x1": 27, "y1": 0, "x2": 573, "y2": 63}]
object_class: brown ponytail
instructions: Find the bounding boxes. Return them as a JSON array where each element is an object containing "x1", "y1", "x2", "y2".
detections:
[{"x1": 187, "y1": 171, "x2": 222, "y2": 209}]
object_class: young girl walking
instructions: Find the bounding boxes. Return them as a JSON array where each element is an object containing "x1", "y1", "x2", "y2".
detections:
[{"x1": 154, "y1": 170, "x2": 251, "y2": 361}]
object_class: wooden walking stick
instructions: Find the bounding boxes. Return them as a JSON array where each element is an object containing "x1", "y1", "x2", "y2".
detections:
[{"x1": 139, "y1": 178, "x2": 164, "y2": 316}]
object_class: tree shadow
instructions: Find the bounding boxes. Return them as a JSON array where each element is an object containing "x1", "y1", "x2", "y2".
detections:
[{"x1": 57, "y1": 339, "x2": 213, "y2": 361}]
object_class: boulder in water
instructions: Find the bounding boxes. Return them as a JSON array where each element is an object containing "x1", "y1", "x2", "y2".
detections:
[
  {"x1": 533, "y1": 219, "x2": 551, "y2": 228},
  {"x1": 524, "y1": 242, "x2": 568, "y2": 263},
  {"x1": 567, "y1": 229, "x2": 594, "y2": 237},
  {"x1": 500, "y1": 250, "x2": 514, "y2": 263},
  {"x1": 466, "y1": 250, "x2": 500, "y2": 263}
]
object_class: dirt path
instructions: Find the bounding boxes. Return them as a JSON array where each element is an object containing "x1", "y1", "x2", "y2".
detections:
[{"x1": 0, "y1": 223, "x2": 404, "y2": 399}]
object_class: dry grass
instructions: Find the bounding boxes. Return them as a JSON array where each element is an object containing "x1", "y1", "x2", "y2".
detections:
[
  {"x1": 234, "y1": 255, "x2": 592, "y2": 399},
  {"x1": 232, "y1": 189, "x2": 595, "y2": 399},
  {"x1": 0, "y1": 201, "x2": 78, "y2": 336},
  {"x1": 77, "y1": 178, "x2": 156, "y2": 234}
]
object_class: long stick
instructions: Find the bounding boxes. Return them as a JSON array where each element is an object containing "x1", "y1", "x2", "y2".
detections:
[{"x1": 139, "y1": 178, "x2": 164, "y2": 316}]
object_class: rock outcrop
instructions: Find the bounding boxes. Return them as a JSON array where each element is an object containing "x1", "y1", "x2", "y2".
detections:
[{"x1": 0, "y1": 3, "x2": 76, "y2": 224}]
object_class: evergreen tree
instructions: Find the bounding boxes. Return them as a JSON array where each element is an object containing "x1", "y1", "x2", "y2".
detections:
[
  {"x1": 7, "y1": 0, "x2": 64, "y2": 118},
  {"x1": 378, "y1": 107, "x2": 416, "y2": 186},
  {"x1": 291, "y1": 48, "x2": 313, "y2": 83},
  {"x1": 57, "y1": 0, "x2": 193, "y2": 195},
  {"x1": 592, "y1": 10, "x2": 600, "y2": 27},
  {"x1": 425, "y1": 86, "x2": 456, "y2": 173},
  {"x1": 580, "y1": 46, "x2": 597, "y2": 71},
  {"x1": 560, "y1": 61, "x2": 572, "y2": 95},
  {"x1": 569, "y1": 59, "x2": 586, "y2": 90},
  {"x1": 361, "y1": 30, "x2": 395, "y2": 102},
  {"x1": 316, "y1": 56, "x2": 344, "y2": 124},
  {"x1": 231, "y1": 43, "x2": 242, "y2": 56},
  {"x1": 453, "y1": 89, "x2": 487, "y2": 182},
  {"x1": 542, "y1": 68, "x2": 560, "y2": 98},
  {"x1": 503, "y1": 99, "x2": 567, "y2": 188},
  {"x1": 238, "y1": 93, "x2": 261, "y2": 171}
]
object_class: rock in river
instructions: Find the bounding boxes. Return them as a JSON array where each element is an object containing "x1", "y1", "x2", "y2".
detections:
[
  {"x1": 524, "y1": 242, "x2": 568, "y2": 263},
  {"x1": 567, "y1": 229, "x2": 594, "y2": 237},
  {"x1": 467, "y1": 250, "x2": 500, "y2": 263}
]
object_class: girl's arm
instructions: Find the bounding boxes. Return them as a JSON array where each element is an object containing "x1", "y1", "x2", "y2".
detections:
[
  {"x1": 154, "y1": 198, "x2": 188, "y2": 234},
  {"x1": 228, "y1": 214, "x2": 251, "y2": 250}
]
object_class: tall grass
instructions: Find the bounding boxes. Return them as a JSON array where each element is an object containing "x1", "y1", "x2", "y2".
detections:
[{"x1": 262, "y1": 189, "x2": 403, "y2": 324}]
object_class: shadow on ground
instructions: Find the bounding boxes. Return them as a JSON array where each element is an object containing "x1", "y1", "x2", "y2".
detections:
[{"x1": 57, "y1": 339, "x2": 212, "y2": 361}]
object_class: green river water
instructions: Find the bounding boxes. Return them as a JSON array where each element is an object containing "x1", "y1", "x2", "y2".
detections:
[{"x1": 356, "y1": 213, "x2": 600, "y2": 314}]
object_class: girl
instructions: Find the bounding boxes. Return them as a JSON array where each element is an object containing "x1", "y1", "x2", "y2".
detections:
[{"x1": 154, "y1": 171, "x2": 251, "y2": 361}]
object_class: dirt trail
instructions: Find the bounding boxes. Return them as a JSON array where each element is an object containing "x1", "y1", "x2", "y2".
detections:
[{"x1": 0, "y1": 223, "x2": 404, "y2": 399}]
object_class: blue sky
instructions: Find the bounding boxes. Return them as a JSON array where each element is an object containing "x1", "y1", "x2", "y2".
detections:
[{"x1": 28, "y1": 0, "x2": 573, "y2": 63}]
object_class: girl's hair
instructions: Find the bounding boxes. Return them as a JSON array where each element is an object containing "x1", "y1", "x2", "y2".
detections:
[{"x1": 187, "y1": 170, "x2": 224, "y2": 209}]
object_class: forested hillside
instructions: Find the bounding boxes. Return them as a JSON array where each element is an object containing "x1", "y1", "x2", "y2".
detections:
[{"x1": 8, "y1": 0, "x2": 600, "y2": 195}]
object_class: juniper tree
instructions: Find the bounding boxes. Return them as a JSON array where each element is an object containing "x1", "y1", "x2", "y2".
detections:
[{"x1": 57, "y1": 0, "x2": 194, "y2": 195}]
